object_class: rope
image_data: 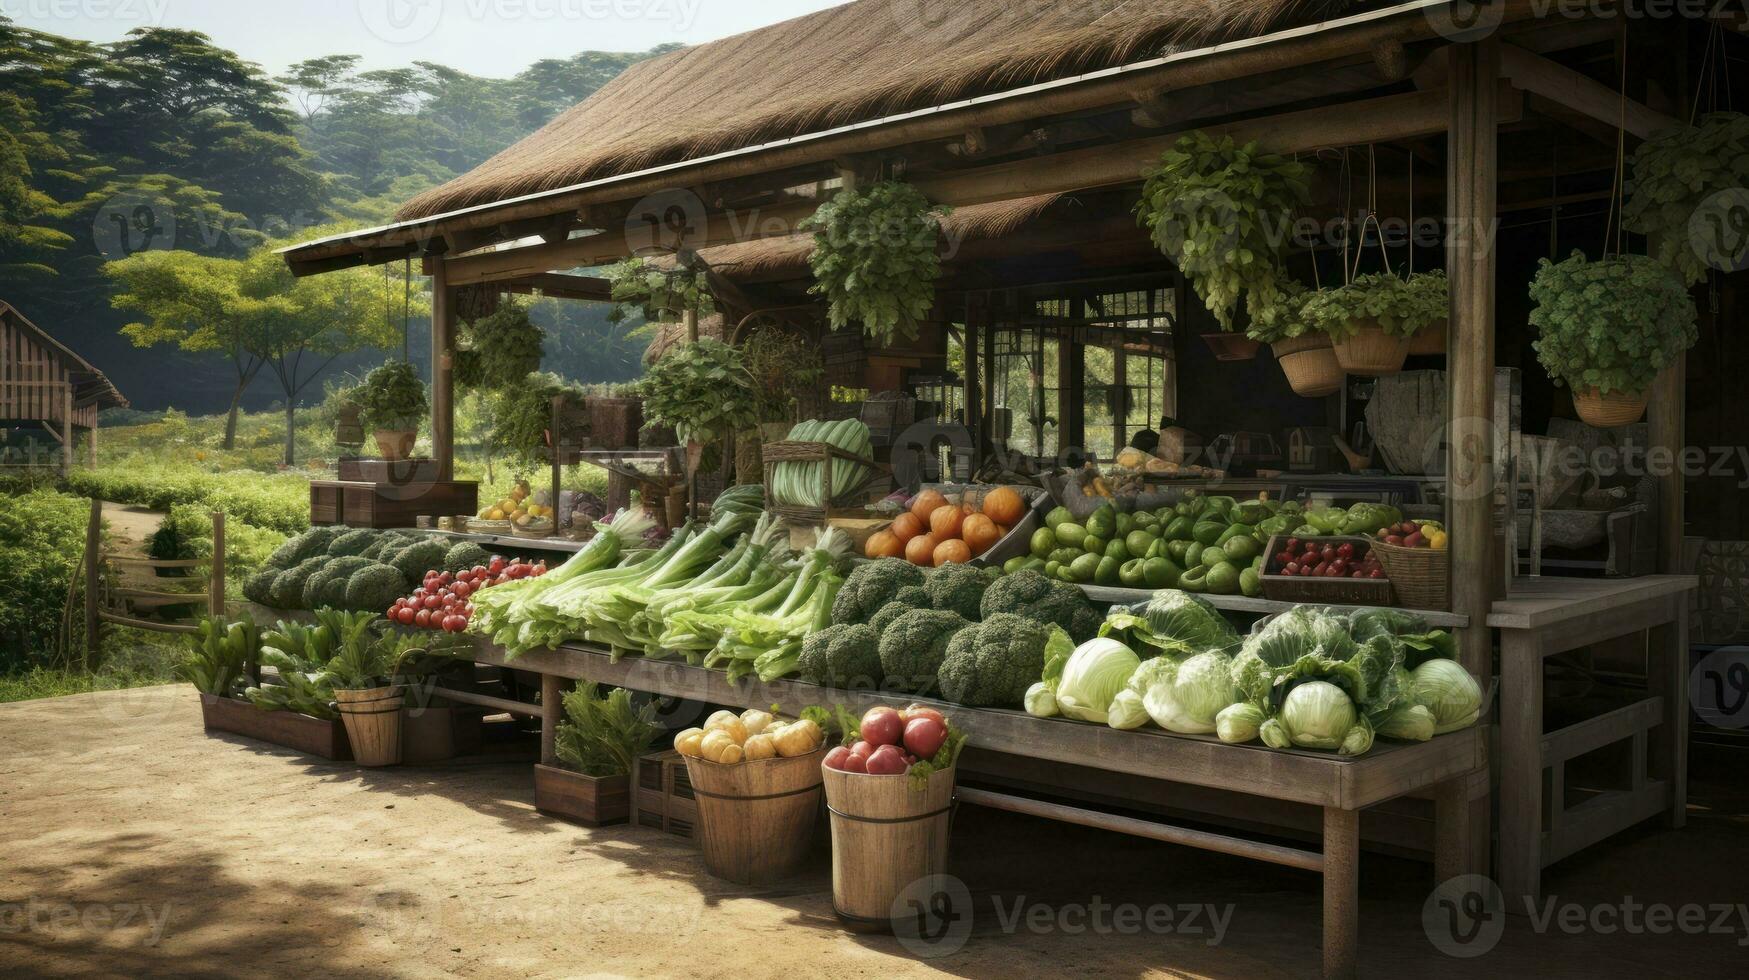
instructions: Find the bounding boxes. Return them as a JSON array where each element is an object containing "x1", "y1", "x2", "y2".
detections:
[{"x1": 1602, "y1": 21, "x2": 1629, "y2": 259}]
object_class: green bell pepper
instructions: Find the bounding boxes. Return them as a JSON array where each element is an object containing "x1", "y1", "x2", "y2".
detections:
[
  {"x1": 1239, "y1": 566, "x2": 1263, "y2": 598},
  {"x1": 1143, "y1": 557, "x2": 1182, "y2": 589},
  {"x1": 1178, "y1": 567, "x2": 1210, "y2": 592},
  {"x1": 1054, "y1": 523, "x2": 1088, "y2": 550},
  {"x1": 1095, "y1": 556, "x2": 1122, "y2": 586},
  {"x1": 1124, "y1": 530, "x2": 1157, "y2": 560},
  {"x1": 1068, "y1": 553, "x2": 1102, "y2": 583},
  {"x1": 1206, "y1": 562, "x2": 1242, "y2": 595}
]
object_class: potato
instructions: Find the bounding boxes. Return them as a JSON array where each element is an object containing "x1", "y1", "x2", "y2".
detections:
[
  {"x1": 742, "y1": 733, "x2": 777, "y2": 761},
  {"x1": 740, "y1": 709, "x2": 775, "y2": 736},
  {"x1": 705, "y1": 715, "x2": 749, "y2": 745},
  {"x1": 772, "y1": 719, "x2": 823, "y2": 758},
  {"x1": 674, "y1": 728, "x2": 706, "y2": 758},
  {"x1": 700, "y1": 730, "x2": 743, "y2": 765}
]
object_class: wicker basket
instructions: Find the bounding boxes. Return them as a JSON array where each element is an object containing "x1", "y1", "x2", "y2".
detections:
[
  {"x1": 1572, "y1": 387, "x2": 1648, "y2": 428},
  {"x1": 1370, "y1": 539, "x2": 1449, "y2": 611},
  {"x1": 1260, "y1": 535, "x2": 1396, "y2": 606},
  {"x1": 1272, "y1": 335, "x2": 1344, "y2": 398},
  {"x1": 466, "y1": 519, "x2": 513, "y2": 535},
  {"x1": 512, "y1": 520, "x2": 556, "y2": 539},
  {"x1": 1332, "y1": 320, "x2": 1410, "y2": 376},
  {"x1": 1201, "y1": 332, "x2": 1262, "y2": 362},
  {"x1": 1408, "y1": 320, "x2": 1448, "y2": 356}
]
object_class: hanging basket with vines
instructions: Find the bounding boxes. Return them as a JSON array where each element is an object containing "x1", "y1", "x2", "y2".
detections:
[
  {"x1": 1623, "y1": 111, "x2": 1749, "y2": 287},
  {"x1": 1530, "y1": 251, "x2": 1698, "y2": 406},
  {"x1": 802, "y1": 180, "x2": 948, "y2": 347},
  {"x1": 605, "y1": 257, "x2": 715, "y2": 325}
]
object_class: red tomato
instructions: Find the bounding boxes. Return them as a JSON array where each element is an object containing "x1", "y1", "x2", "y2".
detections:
[
  {"x1": 386, "y1": 606, "x2": 399, "y2": 619},
  {"x1": 839, "y1": 751, "x2": 867, "y2": 774},
  {"x1": 859, "y1": 707, "x2": 904, "y2": 747},
  {"x1": 414, "y1": 609, "x2": 432, "y2": 628},
  {"x1": 422, "y1": 595, "x2": 442, "y2": 611},
  {"x1": 450, "y1": 581, "x2": 472, "y2": 600},
  {"x1": 903, "y1": 717, "x2": 948, "y2": 758},
  {"x1": 900, "y1": 705, "x2": 947, "y2": 728},
  {"x1": 489, "y1": 556, "x2": 507, "y2": 574},
  {"x1": 397, "y1": 607, "x2": 416, "y2": 626}
]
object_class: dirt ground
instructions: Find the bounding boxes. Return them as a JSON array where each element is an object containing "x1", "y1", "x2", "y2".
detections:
[{"x1": 3, "y1": 687, "x2": 1748, "y2": 979}]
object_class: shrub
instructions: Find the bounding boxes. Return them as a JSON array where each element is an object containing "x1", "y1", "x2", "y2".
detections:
[{"x1": 0, "y1": 490, "x2": 89, "y2": 671}]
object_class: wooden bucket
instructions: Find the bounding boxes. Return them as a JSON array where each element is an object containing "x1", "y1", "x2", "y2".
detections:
[
  {"x1": 823, "y1": 764, "x2": 957, "y2": 931},
  {"x1": 1271, "y1": 336, "x2": 1344, "y2": 398},
  {"x1": 1332, "y1": 320, "x2": 1410, "y2": 376},
  {"x1": 684, "y1": 747, "x2": 826, "y2": 885},
  {"x1": 1572, "y1": 387, "x2": 1648, "y2": 428},
  {"x1": 1407, "y1": 320, "x2": 1448, "y2": 356},
  {"x1": 335, "y1": 686, "x2": 403, "y2": 767}
]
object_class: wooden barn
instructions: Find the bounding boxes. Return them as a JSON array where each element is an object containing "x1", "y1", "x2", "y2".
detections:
[{"x1": 0, "y1": 300, "x2": 128, "y2": 474}]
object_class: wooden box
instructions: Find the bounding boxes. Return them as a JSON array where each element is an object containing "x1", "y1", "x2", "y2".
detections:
[
  {"x1": 631, "y1": 749, "x2": 697, "y2": 840},
  {"x1": 1260, "y1": 534, "x2": 1396, "y2": 607},
  {"x1": 200, "y1": 693, "x2": 351, "y2": 761},
  {"x1": 586, "y1": 397, "x2": 643, "y2": 451},
  {"x1": 310, "y1": 482, "x2": 344, "y2": 526},
  {"x1": 534, "y1": 764, "x2": 631, "y2": 826},
  {"x1": 338, "y1": 457, "x2": 443, "y2": 486},
  {"x1": 401, "y1": 706, "x2": 483, "y2": 765},
  {"x1": 312, "y1": 480, "x2": 479, "y2": 529}
]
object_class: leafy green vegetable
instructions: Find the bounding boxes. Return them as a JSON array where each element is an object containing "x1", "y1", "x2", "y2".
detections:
[
  {"x1": 1529, "y1": 251, "x2": 1698, "y2": 397},
  {"x1": 1131, "y1": 651, "x2": 1237, "y2": 735},
  {"x1": 1100, "y1": 591, "x2": 1239, "y2": 658},
  {"x1": 796, "y1": 623, "x2": 882, "y2": 690},
  {"x1": 554, "y1": 684, "x2": 661, "y2": 778},
  {"x1": 979, "y1": 570, "x2": 1102, "y2": 642},
  {"x1": 1052, "y1": 637, "x2": 1142, "y2": 725},
  {"x1": 938, "y1": 616, "x2": 1060, "y2": 708},
  {"x1": 877, "y1": 609, "x2": 971, "y2": 695},
  {"x1": 1412, "y1": 659, "x2": 1484, "y2": 734},
  {"x1": 832, "y1": 558, "x2": 928, "y2": 626}
]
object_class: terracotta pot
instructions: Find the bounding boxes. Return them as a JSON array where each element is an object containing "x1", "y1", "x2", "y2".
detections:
[
  {"x1": 1408, "y1": 320, "x2": 1448, "y2": 356},
  {"x1": 1332, "y1": 320, "x2": 1410, "y2": 377},
  {"x1": 1200, "y1": 332, "x2": 1262, "y2": 362},
  {"x1": 1271, "y1": 335, "x2": 1344, "y2": 398},
  {"x1": 374, "y1": 429, "x2": 416, "y2": 461},
  {"x1": 1572, "y1": 387, "x2": 1648, "y2": 428}
]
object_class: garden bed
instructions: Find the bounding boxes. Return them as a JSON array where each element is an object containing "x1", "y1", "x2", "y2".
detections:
[{"x1": 199, "y1": 693, "x2": 350, "y2": 761}]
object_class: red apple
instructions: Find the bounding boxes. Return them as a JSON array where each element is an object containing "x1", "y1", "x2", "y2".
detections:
[
  {"x1": 860, "y1": 707, "x2": 904, "y2": 747},
  {"x1": 864, "y1": 744, "x2": 908, "y2": 775},
  {"x1": 903, "y1": 717, "x2": 948, "y2": 759},
  {"x1": 900, "y1": 705, "x2": 947, "y2": 728},
  {"x1": 823, "y1": 746, "x2": 853, "y2": 772}
]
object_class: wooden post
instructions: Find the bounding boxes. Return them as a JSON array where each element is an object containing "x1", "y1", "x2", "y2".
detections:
[
  {"x1": 83, "y1": 497, "x2": 102, "y2": 670},
  {"x1": 1647, "y1": 361, "x2": 1685, "y2": 572},
  {"x1": 61, "y1": 386, "x2": 73, "y2": 478},
  {"x1": 684, "y1": 308, "x2": 699, "y2": 344},
  {"x1": 963, "y1": 295, "x2": 982, "y2": 462},
  {"x1": 1322, "y1": 806, "x2": 1359, "y2": 980},
  {"x1": 1446, "y1": 39, "x2": 1500, "y2": 679},
  {"x1": 430, "y1": 258, "x2": 456, "y2": 481},
  {"x1": 1498, "y1": 630, "x2": 1544, "y2": 905},
  {"x1": 209, "y1": 512, "x2": 226, "y2": 618},
  {"x1": 540, "y1": 672, "x2": 562, "y2": 766},
  {"x1": 87, "y1": 420, "x2": 97, "y2": 469}
]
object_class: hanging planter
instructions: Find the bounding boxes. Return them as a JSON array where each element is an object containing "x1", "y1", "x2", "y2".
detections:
[
  {"x1": 356, "y1": 362, "x2": 428, "y2": 463},
  {"x1": 1303, "y1": 270, "x2": 1448, "y2": 378},
  {"x1": 1408, "y1": 320, "x2": 1449, "y2": 356},
  {"x1": 802, "y1": 181, "x2": 947, "y2": 347},
  {"x1": 1330, "y1": 320, "x2": 1410, "y2": 376},
  {"x1": 1529, "y1": 252, "x2": 1697, "y2": 430},
  {"x1": 1271, "y1": 334, "x2": 1344, "y2": 398},
  {"x1": 1623, "y1": 112, "x2": 1749, "y2": 288},
  {"x1": 1200, "y1": 332, "x2": 1262, "y2": 362}
]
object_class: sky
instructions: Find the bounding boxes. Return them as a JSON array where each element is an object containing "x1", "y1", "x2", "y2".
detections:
[{"x1": 1, "y1": 0, "x2": 851, "y2": 76}]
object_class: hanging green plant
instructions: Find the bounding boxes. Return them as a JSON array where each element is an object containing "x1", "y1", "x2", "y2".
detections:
[
  {"x1": 741, "y1": 326, "x2": 824, "y2": 423},
  {"x1": 489, "y1": 372, "x2": 587, "y2": 466},
  {"x1": 1623, "y1": 111, "x2": 1749, "y2": 287},
  {"x1": 1301, "y1": 271, "x2": 1449, "y2": 341},
  {"x1": 1137, "y1": 131, "x2": 1311, "y2": 331},
  {"x1": 636, "y1": 338, "x2": 758, "y2": 447},
  {"x1": 604, "y1": 257, "x2": 715, "y2": 325},
  {"x1": 1242, "y1": 282, "x2": 1314, "y2": 344},
  {"x1": 455, "y1": 301, "x2": 545, "y2": 390},
  {"x1": 801, "y1": 180, "x2": 948, "y2": 346},
  {"x1": 1529, "y1": 252, "x2": 1697, "y2": 397},
  {"x1": 356, "y1": 361, "x2": 428, "y2": 433}
]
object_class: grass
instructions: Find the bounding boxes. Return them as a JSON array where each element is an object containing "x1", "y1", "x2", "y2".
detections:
[
  {"x1": 0, "y1": 627, "x2": 185, "y2": 704},
  {"x1": 0, "y1": 667, "x2": 178, "y2": 704}
]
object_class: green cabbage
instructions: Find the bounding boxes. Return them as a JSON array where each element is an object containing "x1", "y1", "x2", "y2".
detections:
[
  {"x1": 1348, "y1": 607, "x2": 1457, "y2": 668},
  {"x1": 1375, "y1": 703, "x2": 1436, "y2": 741},
  {"x1": 1215, "y1": 702, "x2": 1265, "y2": 744},
  {"x1": 1024, "y1": 682, "x2": 1060, "y2": 718},
  {"x1": 1412, "y1": 659, "x2": 1483, "y2": 734},
  {"x1": 1053, "y1": 638, "x2": 1142, "y2": 724},
  {"x1": 1107, "y1": 689, "x2": 1150, "y2": 730},
  {"x1": 1340, "y1": 717, "x2": 1375, "y2": 757},
  {"x1": 1100, "y1": 591, "x2": 1239, "y2": 658},
  {"x1": 1135, "y1": 651, "x2": 1238, "y2": 734},
  {"x1": 1275, "y1": 681, "x2": 1357, "y2": 751},
  {"x1": 1232, "y1": 607, "x2": 1358, "y2": 704}
]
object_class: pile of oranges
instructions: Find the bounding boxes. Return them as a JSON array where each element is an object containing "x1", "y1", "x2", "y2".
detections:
[{"x1": 864, "y1": 486, "x2": 1027, "y2": 567}]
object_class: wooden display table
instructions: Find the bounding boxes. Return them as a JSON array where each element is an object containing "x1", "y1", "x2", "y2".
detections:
[
  {"x1": 472, "y1": 638, "x2": 1486, "y2": 979},
  {"x1": 1490, "y1": 575, "x2": 1695, "y2": 906}
]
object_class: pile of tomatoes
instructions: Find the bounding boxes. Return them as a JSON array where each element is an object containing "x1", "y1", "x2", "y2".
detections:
[
  {"x1": 388, "y1": 555, "x2": 547, "y2": 633},
  {"x1": 1273, "y1": 538, "x2": 1386, "y2": 580}
]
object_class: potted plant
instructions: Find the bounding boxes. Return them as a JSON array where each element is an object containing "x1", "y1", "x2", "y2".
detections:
[
  {"x1": 183, "y1": 615, "x2": 355, "y2": 760},
  {"x1": 454, "y1": 301, "x2": 544, "y2": 391},
  {"x1": 1244, "y1": 285, "x2": 1342, "y2": 398},
  {"x1": 1530, "y1": 251, "x2": 1698, "y2": 428},
  {"x1": 1302, "y1": 270, "x2": 1449, "y2": 376},
  {"x1": 325, "y1": 614, "x2": 423, "y2": 767},
  {"x1": 637, "y1": 337, "x2": 759, "y2": 476},
  {"x1": 802, "y1": 180, "x2": 948, "y2": 348},
  {"x1": 1623, "y1": 111, "x2": 1749, "y2": 287},
  {"x1": 1137, "y1": 131, "x2": 1311, "y2": 357},
  {"x1": 1403, "y1": 271, "x2": 1451, "y2": 355},
  {"x1": 535, "y1": 683, "x2": 661, "y2": 825},
  {"x1": 357, "y1": 361, "x2": 429, "y2": 461}
]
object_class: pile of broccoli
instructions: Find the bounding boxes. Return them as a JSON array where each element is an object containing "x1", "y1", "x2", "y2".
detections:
[
  {"x1": 240, "y1": 526, "x2": 502, "y2": 614},
  {"x1": 797, "y1": 557, "x2": 1103, "y2": 709}
]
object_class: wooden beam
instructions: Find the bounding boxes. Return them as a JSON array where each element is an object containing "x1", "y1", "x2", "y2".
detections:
[
  {"x1": 430, "y1": 259, "x2": 455, "y2": 482},
  {"x1": 496, "y1": 273, "x2": 613, "y2": 303},
  {"x1": 1648, "y1": 359, "x2": 1685, "y2": 571},
  {"x1": 1499, "y1": 42, "x2": 1681, "y2": 140}
]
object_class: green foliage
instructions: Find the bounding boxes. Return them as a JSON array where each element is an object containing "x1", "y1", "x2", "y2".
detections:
[
  {"x1": 455, "y1": 301, "x2": 545, "y2": 390},
  {"x1": 637, "y1": 338, "x2": 757, "y2": 447},
  {"x1": 67, "y1": 465, "x2": 313, "y2": 536},
  {"x1": 803, "y1": 181, "x2": 946, "y2": 346},
  {"x1": 175, "y1": 617, "x2": 260, "y2": 696},
  {"x1": 345, "y1": 564, "x2": 408, "y2": 613},
  {"x1": 0, "y1": 489, "x2": 89, "y2": 671},
  {"x1": 553, "y1": 683, "x2": 661, "y2": 778},
  {"x1": 604, "y1": 257, "x2": 714, "y2": 325},
  {"x1": 488, "y1": 372, "x2": 586, "y2": 466},
  {"x1": 741, "y1": 326, "x2": 824, "y2": 423},
  {"x1": 938, "y1": 614, "x2": 1056, "y2": 708},
  {"x1": 1623, "y1": 112, "x2": 1749, "y2": 286},
  {"x1": 356, "y1": 360, "x2": 428, "y2": 432},
  {"x1": 1137, "y1": 131, "x2": 1311, "y2": 331},
  {"x1": 1302, "y1": 270, "x2": 1449, "y2": 340},
  {"x1": 1529, "y1": 252, "x2": 1698, "y2": 396},
  {"x1": 1242, "y1": 280, "x2": 1316, "y2": 344},
  {"x1": 148, "y1": 502, "x2": 288, "y2": 583}
]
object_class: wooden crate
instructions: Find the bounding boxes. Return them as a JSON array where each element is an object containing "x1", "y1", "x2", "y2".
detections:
[
  {"x1": 763, "y1": 440, "x2": 880, "y2": 525},
  {"x1": 586, "y1": 397, "x2": 643, "y2": 451},
  {"x1": 631, "y1": 749, "x2": 697, "y2": 840},
  {"x1": 1260, "y1": 534, "x2": 1396, "y2": 606},
  {"x1": 315, "y1": 480, "x2": 479, "y2": 529},
  {"x1": 337, "y1": 457, "x2": 444, "y2": 485},
  {"x1": 534, "y1": 764, "x2": 631, "y2": 826},
  {"x1": 310, "y1": 482, "x2": 345, "y2": 526},
  {"x1": 200, "y1": 693, "x2": 351, "y2": 761}
]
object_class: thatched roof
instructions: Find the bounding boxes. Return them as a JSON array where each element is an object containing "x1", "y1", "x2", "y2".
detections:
[
  {"x1": 643, "y1": 314, "x2": 728, "y2": 365},
  {"x1": 399, "y1": 0, "x2": 1359, "y2": 221}
]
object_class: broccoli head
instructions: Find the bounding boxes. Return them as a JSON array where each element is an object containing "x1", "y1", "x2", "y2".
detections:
[
  {"x1": 242, "y1": 567, "x2": 278, "y2": 606},
  {"x1": 325, "y1": 529, "x2": 377, "y2": 558},
  {"x1": 304, "y1": 556, "x2": 377, "y2": 610},
  {"x1": 796, "y1": 623, "x2": 882, "y2": 690},
  {"x1": 264, "y1": 528, "x2": 338, "y2": 572},
  {"x1": 878, "y1": 609, "x2": 971, "y2": 695},
  {"x1": 868, "y1": 585, "x2": 932, "y2": 634},
  {"x1": 980, "y1": 570, "x2": 1102, "y2": 642},
  {"x1": 925, "y1": 563, "x2": 996, "y2": 621},
  {"x1": 389, "y1": 538, "x2": 449, "y2": 587},
  {"x1": 939, "y1": 613, "x2": 1059, "y2": 708},
  {"x1": 344, "y1": 563, "x2": 408, "y2": 613},
  {"x1": 831, "y1": 558, "x2": 927, "y2": 626},
  {"x1": 269, "y1": 555, "x2": 330, "y2": 609},
  {"x1": 443, "y1": 542, "x2": 492, "y2": 575}
]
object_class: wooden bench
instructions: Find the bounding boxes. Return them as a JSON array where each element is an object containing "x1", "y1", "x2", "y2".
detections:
[{"x1": 473, "y1": 638, "x2": 1489, "y2": 979}]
